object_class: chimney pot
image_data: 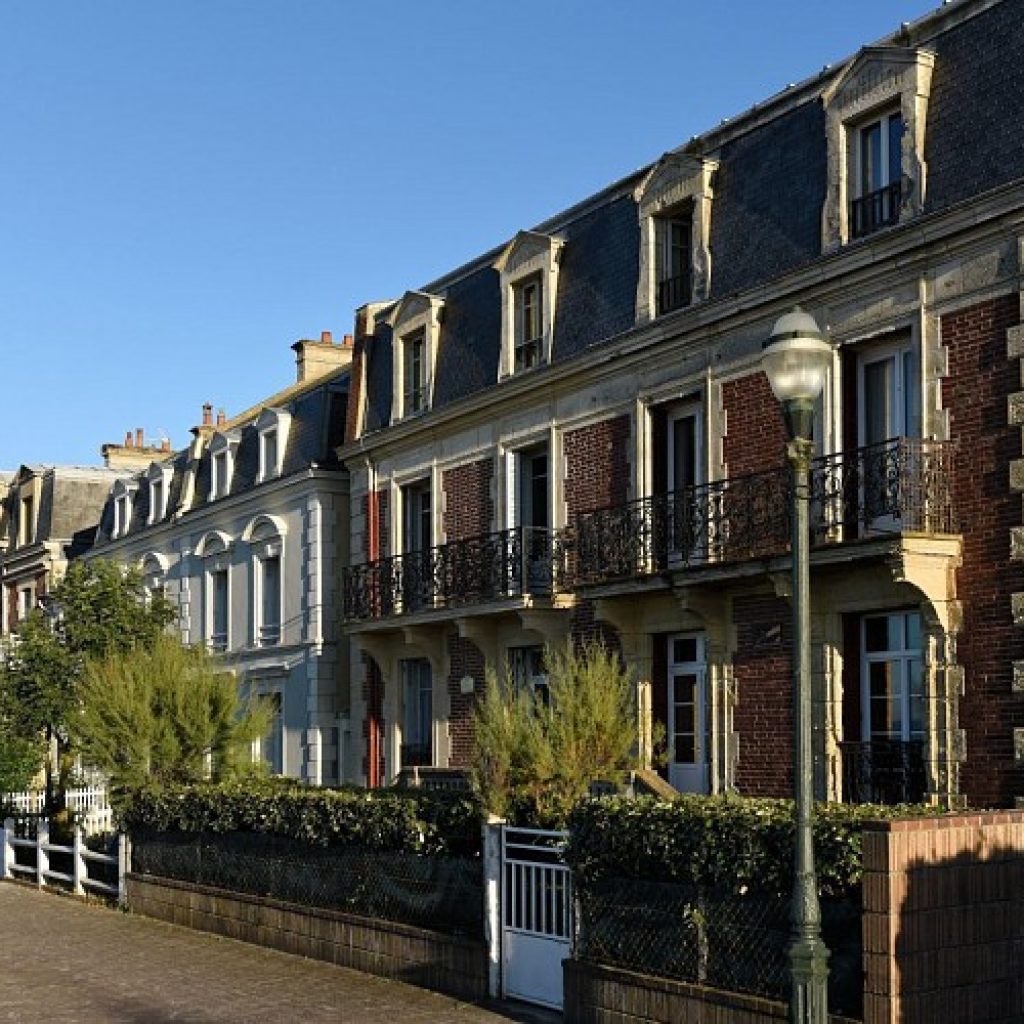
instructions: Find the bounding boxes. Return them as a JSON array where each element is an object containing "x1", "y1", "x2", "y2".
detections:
[
  {"x1": 161, "y1": 438, "x2": 171, "y2": 452},
  {"x1": 124, "y1": 430, "x2": 133, "y2": 447},
  {"x1": 216, "y1": 409, "x2": 226, "y2": 426},
  {"x1": 202, "y1": 403, "x2": 213, "y2": 426},
  {"x1": 321, "y1": 330, "x2": 333, "y2": 345},
  {"x1": 136, "y1": 427, "x2": 144, "y2": 448},
  {"x1": 343, "y1": 333, "x2": 353, "y2": 347}
]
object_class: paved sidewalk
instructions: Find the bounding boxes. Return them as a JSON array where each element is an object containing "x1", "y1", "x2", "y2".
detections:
[{"x1": 0, "y1": 884, "x2": 554, "y2": 1023}]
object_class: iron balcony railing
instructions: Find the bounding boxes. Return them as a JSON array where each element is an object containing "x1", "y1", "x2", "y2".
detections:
[
  {"x1": 840, "y1": 739, "x2": 926, "y2": 805},
  {"x1": 343, "y1": 525, "x2": 557, "y2": 622},
  {"x1": 656, "y1": 272, "x2": 691, "y2": 316},
  {"x1": 563, "y1": 438, "x2": 956, "y2": 588},
  {"x1": 850, "y1": 181, "x2": 901, "y2": 239}
]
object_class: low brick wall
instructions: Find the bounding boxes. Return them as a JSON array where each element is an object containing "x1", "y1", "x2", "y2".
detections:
[
  {"x1": 126, "y1": 873, "x2": 487, "y2": 1002},
  {"x1": 862, "y1": 811, "x2": 1024, "y2": 1024},
  {"x1": 565, "y1": 960, "x2": 863, "y2": 1024}
]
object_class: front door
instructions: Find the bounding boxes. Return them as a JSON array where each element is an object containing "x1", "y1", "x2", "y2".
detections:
[{"x1": 667, "y1": 633, "x2": 709, "y2": 793}]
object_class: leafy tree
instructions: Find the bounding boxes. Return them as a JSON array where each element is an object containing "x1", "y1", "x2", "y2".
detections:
[
  {"x1": 75, "y1": 633, "x2": 272, "y2": 796},
  {"x1": 0, "y1": 721, "x2": 43, "y2": 793},
  {"x1": 0, "y1": 559, "x2": 177, "y2": 800},
  {"x1": 470, "y1": 642, "x2": 640, "y2": 825}
]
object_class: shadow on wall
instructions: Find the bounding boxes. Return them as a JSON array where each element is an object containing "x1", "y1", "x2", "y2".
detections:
[{"x1": 894, "y1": 844, "x2": 1024, "y2": 1024}]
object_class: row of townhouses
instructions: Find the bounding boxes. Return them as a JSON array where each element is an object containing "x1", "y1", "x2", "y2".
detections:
[{"x1": 3, "y1": 0, "x2": 1022, "y2": 808}]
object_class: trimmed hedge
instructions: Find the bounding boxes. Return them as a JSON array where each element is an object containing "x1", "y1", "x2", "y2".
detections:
[
  {"x1": 565, "y1": 794, "x2": 940, "y2": 900},
  {"x1": 118, "y1": 782, "x2": 484, "y2": 858}
]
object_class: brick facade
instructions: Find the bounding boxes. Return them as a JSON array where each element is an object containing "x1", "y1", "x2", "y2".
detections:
[
  {"x1": 442, "y1": 459, "x2": 493, "y2": 542},
  {"x1": 722, "y1": 372, "x2": 788, "y2": 477},
  {"x1": 942, "y1": 295, "x2": 1024, "y2": 808},
  {"x1": 732, "y1": 594, "x2": 793, "y2": 797},
  {"x1": 563, "y1": 415, "x2": 631, "y2": 519},
  {"x1": 447, "y1": 636, "x2": 485, "y2": 768},
  {"x1": 362, "y1": 654, "x2": 385, "y2": 785},
  {"x1": 569, "y1": 599, "x2": 622, "y2": 658}
]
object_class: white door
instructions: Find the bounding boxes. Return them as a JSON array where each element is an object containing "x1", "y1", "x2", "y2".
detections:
[{"x1": 668, "y1": 633, "x2": 709, "y2": 793}]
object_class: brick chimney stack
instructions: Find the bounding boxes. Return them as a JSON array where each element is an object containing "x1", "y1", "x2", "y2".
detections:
[
  {"x1": 292, "y1": 331, "x2": 354, "y2": 383},
  {"x1": 202, "y1": 403, "x2": 213, "y2": 427},
  {"x1": 216, "y1": 409, "x2": 226, "y2": 427},
  {"x1": 101, "y1": 427, "x2": 173, "y2": 470}
]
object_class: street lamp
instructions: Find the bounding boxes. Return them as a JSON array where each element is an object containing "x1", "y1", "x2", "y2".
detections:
[{"x1": 762, "y1": 307, "x2": 832, "y2": 1024}]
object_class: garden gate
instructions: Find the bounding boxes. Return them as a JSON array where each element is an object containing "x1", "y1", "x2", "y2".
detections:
[{"x1": 500, "y1": 826, "x2": 572, "y2": 1009}]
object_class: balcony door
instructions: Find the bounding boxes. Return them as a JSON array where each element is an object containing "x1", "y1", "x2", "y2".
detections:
[
  {"x1": 667, "y1": 633, "x2": 709, "y2": 793},
  {"x1": 511, "y1": 445, "x2": 550, "y2": 592},
  {"x1": 857, "y1": 340, "x2": 918, "y2": 529},
  {"x1": 665, "y1": 402, "x2": 704, "y2": 564},
  {"x1": 401, "y1": 480, "x2": 431, "y2": 610}
]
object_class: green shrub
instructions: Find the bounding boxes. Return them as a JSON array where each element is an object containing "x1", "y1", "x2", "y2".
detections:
[
  {"x1": 565, "y1": 794, "x2": 940, "y2": 900},
  {"x1": 118, "y1": 781, "x2": 484, "y2": 858}
]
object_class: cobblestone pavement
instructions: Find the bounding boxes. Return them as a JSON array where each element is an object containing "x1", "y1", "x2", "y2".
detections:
[{"x1": 0, "y1": 884, "x2": 556, "y2": 1024}]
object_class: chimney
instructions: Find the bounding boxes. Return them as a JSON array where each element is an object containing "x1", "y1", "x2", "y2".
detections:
[
  {"x1": 101, "y1": 427, "x2": 173, "y2": 470},
  {"x1": 161, "y1": 438, "x2": 171, "y2": 452},
  {"x1": 202, "y1": 403, "x2": 213, "y2": 427},
  {"x1": 216, "y1": 409, "x2": 226, "y2": 427},
  {"x1": 124, "y1": 430, "x2": 133, "y2": 447},
  {"x1": 292, "y1": 331, "x2": 353, "y2": 383},
  {"x1": 135, "y1": 427, "x2": 144, "y2": 448}
]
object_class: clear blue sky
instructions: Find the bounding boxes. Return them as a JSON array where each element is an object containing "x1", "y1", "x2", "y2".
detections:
[{"x1": 0, "y1": 0, "x2": 938, "y2": 468}]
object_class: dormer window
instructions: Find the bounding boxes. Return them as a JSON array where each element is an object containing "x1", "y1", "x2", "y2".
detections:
[
  {"x1": 821, "y1": 46, "x2": 935, "y2": 249},
  {"x1": 255, "y1": 407, "x2": 291, "y2": 483},
  {"x1": 635, "y1": 154, "x2": 716, "y2": 323},
  {"x1": 513, "y1": 275, "x2": 543, "y2": 371},
  {"x1": 18, "y1": 494, "x2": 35, "y2": 547},
  {"x1": 389, "y1": 291, "x2": 443, "y2": 423},
  {"x1": 111, "y1": 480, "x2": 139, "y2": 539},
  {"x1": 495, "y1": 230, "x2": 563, "y2": 379},
  {"x1": 208, "y1": 431, "x2": 240, "y2": 500},
  {"x1": 145, "y1": 462, "x2": 172, "y2": 525}
]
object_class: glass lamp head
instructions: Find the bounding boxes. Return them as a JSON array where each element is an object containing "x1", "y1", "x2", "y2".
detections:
[{"x1": 762, "y1": 307, "x2": 832, "y2": 441}]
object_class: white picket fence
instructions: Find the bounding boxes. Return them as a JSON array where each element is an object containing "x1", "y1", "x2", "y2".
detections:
[
  {"x1": 1, "y1": 817, "x2": 127, "y2": 902},
  {"x1": 3, "y1": 786, "x2": 113, "y2": 837}
]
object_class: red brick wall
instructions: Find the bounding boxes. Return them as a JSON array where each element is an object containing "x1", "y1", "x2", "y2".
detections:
[
  {"x1": 942, "y1": 294, "x2": 1023, "y2": 808},
  {"x1": 343, "y1": 335, "x2": 366, "y2": 444},
  {"x1": 722, "y1": 372, "x2": 788, "y2": 477},
  {"x1": 733, "y1": 594, "x2": 793, "y2": 797},
  {"x1": 564, "y1": 415, "x2": 631, "y2": 519},
  {"x1": 861, "y1": 811, "x2": 1024, "y2": 1024},
  {"x1": 442, "y1": 459, "x2": 493, "y2": 542},
  {"x1": 569, "y1": 599, "x2": 623, "y2": 658},
  {"x1": 447, "y1": 636, "x2": 484, "y2": 768}
]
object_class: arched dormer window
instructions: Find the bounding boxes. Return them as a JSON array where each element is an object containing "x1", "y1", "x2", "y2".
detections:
[
  {"x1": 111, "y1": 478, "x2": 140, "y2": 539},
  {"x1": 389, "y1": 291, "x2": 444, "y2": 423},
  {"x1": 494, "y1": 230, "x2": 564, "y2": 379},
  {"x1": 196, "y1": 531, "x2": 233, "y2": 653},
  {"x1": 208, "y1": 430, "x2": 241, "y2": 501},
  {"x1": 254, "y1": 408, "x2": 291, "y2": 484},
  {"x1": 145, "y1": 461, "x2": 173, "y2": 526},
  {"x1": 243, "y1": 515, "x2": 286, "y2": 647}
]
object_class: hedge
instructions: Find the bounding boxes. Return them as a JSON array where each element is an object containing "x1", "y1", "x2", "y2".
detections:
[
  {"x1": 565, "y1": 794, "x2": 940, "y2": 900},
  {"x1": 118, "y1": 782, "x2": 484, "y2": 858}
]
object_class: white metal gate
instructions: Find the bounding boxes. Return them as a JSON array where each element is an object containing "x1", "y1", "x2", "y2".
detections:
[{"x1": 501, "y1": 826, "x2": 572, "y2": 1009}]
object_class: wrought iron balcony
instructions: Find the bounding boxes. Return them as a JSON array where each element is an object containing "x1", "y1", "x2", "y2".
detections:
[
  {"x1": 656, "y1": 272, "x2": 692, "y2": 315},
  {"x1": 343, "y1": 526, "x2": 557, "y2": 623},
  {"x1": 850, "y1": 181, "x2": 901, "y2": 239},
  {"x1": 562, "y1": 438, "x2": 956, "y2": 588},
  {"x1": 840, "y1": 739, "x2": 926, "y2": 805}
]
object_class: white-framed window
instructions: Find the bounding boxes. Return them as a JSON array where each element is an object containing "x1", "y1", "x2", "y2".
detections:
[
  {"x1": 849, "y1": 109, "x2": 903, "y2": 239},
  {"x1": 208, "y1": 431, "x2": 240, "y2": 500},
  {"x1": 495, "y1": 230, "x2": 563, "y2": 378},
  {"x1": 18, "y1": 585, "x2": 34, "y2": 622},
  {"x1": 861, "y1": 610, "x2": 923, "y2": 743},
  {"x1": 255, "y1": 407, "x2": 291, "y2": 483},
  {"x1": 141, "y1": 553, "x2": 169, "y2": 604},
  {"x1": 400, "y1": 658, "x2": 433, "y2": 768},
  {"x1": 508, "y1": 645, "x2": 548, "y2": 703},
  {"x1": 145, "y1": 462, "x2": 172, "y2": 526},
  {"x1": 111, "y1": 480, "x2": 139, "y2": 539},
  {"x1": 403, "y1": 329, "x2": 426, "y2": 415},
  {"x1": 634, "y1": 153, "x2": 716, "y2": 322},
  {"x1": 253, "y1": 691, "x2": 284, "y2": 775},
  {"x1": 820, "y1": 46, "x2": 935, "y2": 249},
  {"x1": 257, "y1": 550, "x2": 282, "y2": 647},
  {"x1": 389, "y1": 291, "x2": 443, "y2": 423},
  {"x1": 18, "y1": 494, "x2": 34, "y2": 546},
  {"x1": 207, "y1": 566, "x2": 229, "y2": 652}
]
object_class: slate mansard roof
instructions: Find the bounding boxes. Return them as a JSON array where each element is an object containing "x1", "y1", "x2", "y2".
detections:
[
  {"x1": 92, "y1": 370, "x2": 350, "y2": 547},
  {"x1": 355, "y1": 0, "x2": 1024, "y2": 439}
]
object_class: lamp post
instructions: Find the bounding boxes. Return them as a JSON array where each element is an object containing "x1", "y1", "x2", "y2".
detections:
[{"x1": 762, "y1": 307, "x2": 832, "y2": 1024}]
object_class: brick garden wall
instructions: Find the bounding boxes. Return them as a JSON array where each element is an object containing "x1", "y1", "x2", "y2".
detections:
[
  {"x1": 722, "y1": 372, "x2": 788, "y2": 477},
  {"x1": 447, "y1": 636, "x2": 484, "y2": 768},
  {"x1": 733, "y1": 595, "x2": 793, "y2": 797},
  {"x1": 442, "y1": 458, "x2": 493, "y2": 542},
  {"x1": 941, "y1": 295, "x2": 1024, "y2": 808},
  {"x1": 563, "y1": 415, "x2": 631, "y2": 519},
  {"x1": 861, "y1": 811, "x2": 1024, "y2": 1024}
]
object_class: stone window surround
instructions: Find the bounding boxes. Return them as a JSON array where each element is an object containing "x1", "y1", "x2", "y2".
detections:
[
  {"x1": 111, "y1": 478, "x2": 139, "y2": 539},
  {"x1": 208, "y1": 430, "x2": 241, "y2": 501},
  {"x1": 145, "y1": 461, "x2": 173, "y2": 526},
  {"x1": 634, "y1": 153, "x2": 718, "y2": 324},
  {"x1": 243, "y1": 514, "x2": 287, "y2": 648},
  {"x1": 254, "y1": 407, "x2": 291, "y2": 483},
  {"x1": 389, "y1": 291, "x2": 444, "y2": 424},
  {"x1": 821, "y1": 45, "x2": 936, "y2": 250},
  {"x1": 197, "y1": 531, "x2": 233, "y2": 651},
  {"x1": 494, "y1": 230, "x2": 564, "y2": 380}
]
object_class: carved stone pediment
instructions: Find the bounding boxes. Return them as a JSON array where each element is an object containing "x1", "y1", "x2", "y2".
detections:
[
  {"x1": 493, "y1": 230, "x2": 561, "y2": 277},
  {"x1": 823, "y1": 46, "x2": 934, "y2": 109},
  {"x1": 389, "y1": 290, "x2": 443, "y2": 332},
  {"x1": 634, "y1": 152, "x2": 714, "y2": 218}
]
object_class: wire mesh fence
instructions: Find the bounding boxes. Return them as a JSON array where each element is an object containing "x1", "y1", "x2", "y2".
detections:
[
  {"x1": 576, "y1": 878, "x2": 863, "y2": 1018},
  {"x1": 131, "y1": 830, "x2": 483, "y2": 936}
]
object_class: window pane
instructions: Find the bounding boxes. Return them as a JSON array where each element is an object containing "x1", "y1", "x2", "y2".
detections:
[
  {"x1": 905, "y1": 612, "x2": 921, "y2": 652},
  {"x1": 673, "y1": 638, "x2": 698, "y2": 664},
  {"x1": 674, "y1": 733, "x2": 695, "y2": 763},
  {"x1": 868, "y1": 660, "x2": 897, "y2": 701},
  {"x1": 863, "y1": 357, "x2": 893, "y2": 446},
  {"x1": 887, "y1": 114, "x2": 903, "y2": 186},
  {"x1": 864, "y1": 616, "x2": 889, "y2": 652},
  {"x1": 861, "y1": 121, "x2": 882, "y2": 193}
]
